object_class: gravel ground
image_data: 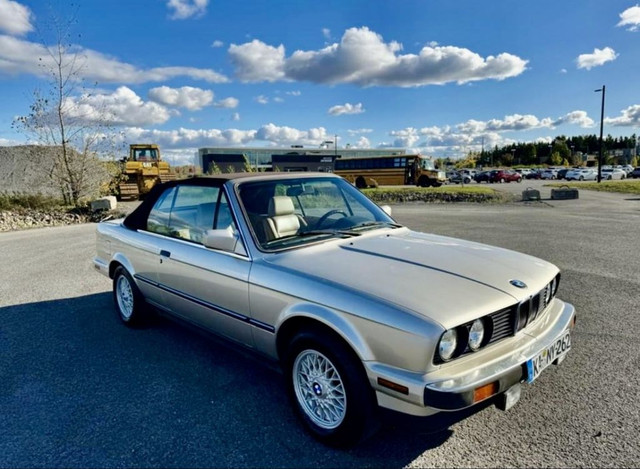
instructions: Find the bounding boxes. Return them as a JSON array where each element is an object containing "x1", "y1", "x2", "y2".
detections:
[{"x1": 0, "y1": 188, "x2": 639, "y2": 468}]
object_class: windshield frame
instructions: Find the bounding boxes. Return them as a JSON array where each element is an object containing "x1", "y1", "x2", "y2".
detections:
[{"x1": 234, "y1": 175, "x2": 398, "y2": 253}]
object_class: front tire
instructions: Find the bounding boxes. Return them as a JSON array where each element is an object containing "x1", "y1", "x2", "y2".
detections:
[
  {"x1": 112, "y1": 266, "x2": 147, "y2": 326},
  {"x1": 285, "y1": 330, "x2": 378, "y2": 447}
]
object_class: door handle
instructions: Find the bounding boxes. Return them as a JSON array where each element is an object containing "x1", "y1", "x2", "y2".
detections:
[{"x1": 160, "y1": 250, "x2": 171, "y2": 258}]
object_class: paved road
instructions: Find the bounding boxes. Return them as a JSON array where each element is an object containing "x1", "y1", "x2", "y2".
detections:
[{"x1": 1, "y1": 191, "x2": 639, "y2": 467}]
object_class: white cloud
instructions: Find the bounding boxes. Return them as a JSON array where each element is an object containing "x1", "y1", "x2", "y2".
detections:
[
  {"x1": 255, "y1": 95, "x2": 269, "y2": 104},
  {"x1": 167, "y1": 0, "x2": 209, "y2": 19},
  {"x1": 255, "y1": 123, "x2": 331, "y2": 146},
  {"x1": 576, "y1": 47, "x2": 618, "y2": 70},
  {"x1": 211, "y1": 40, "x2": 224, "y2": 48},
  {"x1": 66, "y1": 87, "x2": 171, "y2": 126},
  {"x1": 229, "y1": 27, "x2": 527, "y2": 87},
  {"x1": 389, "y1": 127, "x2": 421, "y2": 147},
  {"x1": 560, "y1": 68, "x2": 567, "y2": 74},
  {"x1": 123, "y1": 126, "x2": 258, "y2": 149},
  {"x1": 231, "y1": 112, "x2": 240, "y2": 121},
  {"x1": 352, "y1": 136, "x2": 371, "y2": 149},
  {"x1": 617, "y1": 5, "x2": 640, "y2": 31},
  {"x1": 0, "y1": 0, "x2": 33, "y2": 35},
  {"x1": 286, "y1": 90, "x2": 301, "y2": 96},
  {"x1": 273, "y1": 97, "x2": 284, "y2": 103},
  {"x1": 553, "y1": 110, "x2": 595, "y2": 128},
  {"x1": 605, "y1": 104, "x2": 640, "y2": 127},
  {"x1": 214, "y1": 97, "x2": 239, "y2": 108},
  {"x1": 228, "y1": 40, "x2": 286, "y2": 82},
  {"x1": 0, "y1": 35, "x2": 229, "y2": 83},
  {"x1": 322, "y1": 28, "x2": 331, "y2": 39},
  {"x1": 347, "y1": 128, "x2": 373, "y2": 136},
  {"x1": 328, "y1": 102, "x2": 365, "y2": 116},
  {"x1": 148, "y1": 86, "x2": 214, "y2": 110}
]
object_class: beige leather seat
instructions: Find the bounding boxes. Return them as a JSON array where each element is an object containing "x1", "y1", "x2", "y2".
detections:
[{"x1": 264, "y1": 196, "x2": 301, "y2": 241}]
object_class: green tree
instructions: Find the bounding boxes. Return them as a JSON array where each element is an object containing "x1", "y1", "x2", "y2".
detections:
[{"x1": 550, "y1": 152, "x2": 563, "y2": 166}]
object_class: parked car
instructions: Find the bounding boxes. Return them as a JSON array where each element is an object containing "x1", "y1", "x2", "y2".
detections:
[
  {"x1": 540, "y1": 169, "x2": 557, "y2": 180},
  {"x1": 556, "y1": 168, "x2": 570, "y2": 180},
  {"x1": 459, "y1": 168, "x2": 478, "y2": 178},
  {"x1": 525, "y1": 170, "x2": 542, "y2": 180},
  {"x1": 621, "y1": 164, "x2": 634, "y2": 175},
  {"x1": 565, "y1": 169, "x2": 596, "y2": 181},
  {"x1": 601, "y1": 168, "x2": 626, "y2": 180},
  {"x1": 447, "y1": 171, "x2": 472, "y2": 184},
  {"x1": 492, "y1": 169, "x2": 522, "y2": 183},
  {"x1": 474, "y1": 170, "x2": 498, "y2": 183},
  {"x1": 515, "y1": 168, "x2": 532, "y2": 177},
  {"x1": 630, "y1": 167, "x2": 640, "y2": 179},
  {"x1": 94, "y1": 173, "x2": 576, "y2": 447}
]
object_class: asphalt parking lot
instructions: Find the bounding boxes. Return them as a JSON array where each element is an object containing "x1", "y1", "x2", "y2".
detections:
[{"x1": 1, "y1": 187, "x2": 639, "y2": 468}]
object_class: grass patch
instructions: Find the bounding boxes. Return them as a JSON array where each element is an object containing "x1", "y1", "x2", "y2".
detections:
[
  {"x1": 546, "y1": 180, "x2": 640, "y2": 195},
  {"x1": 362, "y1": 186, "x2": 515, "y2": 203},
  {"x1": 0, "y1": 192, "x2": 67, "y2": 211}
]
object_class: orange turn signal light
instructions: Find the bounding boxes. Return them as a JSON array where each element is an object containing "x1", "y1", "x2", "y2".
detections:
[
  {"x1": 377, "y1": 377, "x2": 409, "y2": 395},
  {"x1": 473, "y1": 381, "x2": 498, "y2": 403}
]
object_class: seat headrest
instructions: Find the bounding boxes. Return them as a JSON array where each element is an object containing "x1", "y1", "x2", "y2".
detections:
[{"x1": 268, "y1": 196, "x2": 295, "y2": 217}]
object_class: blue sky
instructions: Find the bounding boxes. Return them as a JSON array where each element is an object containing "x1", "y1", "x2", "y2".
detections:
[{"x1": 0, "y1": 0, "x2": 639, "y2": 164}]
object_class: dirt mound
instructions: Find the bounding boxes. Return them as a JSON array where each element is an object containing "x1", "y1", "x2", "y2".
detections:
[
  {"x1": 0, "y1": 145, "x2": 111, "y2": 199},
  {"x1": 0, "y1": 145, "x2": 60, "y2": 196}
]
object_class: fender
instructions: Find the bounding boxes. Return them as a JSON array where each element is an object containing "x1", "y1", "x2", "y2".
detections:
[
  {"x1": 276, "y1": 302, "x2": 375, "y2": 362},
  {"x1": 109, "y1": 252, "x2": 136, "y2": 279}
]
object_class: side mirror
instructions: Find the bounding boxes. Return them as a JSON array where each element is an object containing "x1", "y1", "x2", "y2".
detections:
[
  {"x1": 380, "y1": 205, "x2": 392, "y2": 216},
  {"x1": 203, "y1": 226, "x2": 238, "y2": 252}
]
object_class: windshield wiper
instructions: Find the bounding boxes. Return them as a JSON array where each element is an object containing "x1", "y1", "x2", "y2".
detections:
[
  {"x1": 262, "y1": 229, "x2": 356, "y2": 248},
  {"x1": 297, "y1": 229, "x2": 359, "y2": 238},
  {"x1": 348, "y1": 221, "x2": 403, "y2": 231}
]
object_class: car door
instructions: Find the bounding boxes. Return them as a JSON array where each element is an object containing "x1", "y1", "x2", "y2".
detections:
[{"x1": 153, "y1": 184, "x2": 253, "y2": 347}]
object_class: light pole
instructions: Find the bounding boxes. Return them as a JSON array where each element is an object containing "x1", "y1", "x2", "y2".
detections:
[
  {"x1": 595, "y1": 85, "x2": 605, "y2": 183},
  {"x1": 510, "y1": 148, "x2": 516, "y2": 166}
]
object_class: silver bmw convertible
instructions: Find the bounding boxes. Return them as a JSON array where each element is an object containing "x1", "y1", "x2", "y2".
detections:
[{"x1": 94, "y1": 172, "x2": 576, "y2": 446}]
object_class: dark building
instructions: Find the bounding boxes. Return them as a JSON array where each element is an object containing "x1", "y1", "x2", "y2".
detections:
[
  {"x1": 201, "y1": 153, "x2": 247, "y2": 174},
  {"x1": 271, "y1": 154, "x2": 336, "y2": 172}
]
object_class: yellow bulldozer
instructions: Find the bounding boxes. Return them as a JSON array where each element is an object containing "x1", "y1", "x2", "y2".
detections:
[{"x1": 118, "y1": 144, "x2": 176, "y2": 200}]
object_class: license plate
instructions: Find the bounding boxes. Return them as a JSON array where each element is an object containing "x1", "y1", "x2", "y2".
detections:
[{"x1": 526, "y1": 330, "x2": 571, "y2": 383}]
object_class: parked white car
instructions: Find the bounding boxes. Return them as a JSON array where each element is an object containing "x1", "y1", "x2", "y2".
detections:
[
  {"x1": 601, "y1": 168, "x2": 626, "y2": 180},
  {"x1": 565, "y1": 169, "x2": 596, "y2": 181}
]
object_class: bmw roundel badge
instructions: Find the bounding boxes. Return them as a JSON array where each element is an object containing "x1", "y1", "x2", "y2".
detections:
[{"x1": 510, "y1": 279, "x2": 527, "y2": 289}]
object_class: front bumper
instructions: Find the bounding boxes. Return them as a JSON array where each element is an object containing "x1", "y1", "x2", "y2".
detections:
[{"x1": 366, "y1": 299, "x2": 576, "y2": 416}]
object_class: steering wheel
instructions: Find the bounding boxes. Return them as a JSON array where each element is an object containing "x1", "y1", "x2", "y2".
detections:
[{"x1": 315, "y1": 209, "x2": 348, "y2": 229}]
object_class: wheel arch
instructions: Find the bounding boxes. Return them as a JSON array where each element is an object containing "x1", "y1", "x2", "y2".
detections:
[
  {"x1": 275, "y1": 305, "x2": 374, "y2": 365},
  {"x1": 108, "y1": 253, "x2": 136, "y2": 279}
]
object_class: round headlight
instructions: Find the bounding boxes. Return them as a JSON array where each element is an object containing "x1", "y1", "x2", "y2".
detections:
[
  {"x1": 438, "y1": 329, "x2": 458, "y2": 361},
  {"x1": 468, "y1": 319, "x2": 485, "y2": 351}
]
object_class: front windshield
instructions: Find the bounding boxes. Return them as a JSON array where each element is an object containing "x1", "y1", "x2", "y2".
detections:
[
  {"x1": 420, "y1": 158, "x2": 435, "y2": 170},
  {"x1": 134, "y1": 148, "x2": 158, "y2": 160},
  {"x1": 237, "y1": 177, "x2": 398, "y2": 251}
]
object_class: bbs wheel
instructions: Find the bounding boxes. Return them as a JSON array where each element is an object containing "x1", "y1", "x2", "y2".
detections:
[
  {"x1": 112, "y1": 266, "x2": 147, "y2": 326},
  {"x1": 286, "y1": 329, "x2": 378, "y2": 447}
]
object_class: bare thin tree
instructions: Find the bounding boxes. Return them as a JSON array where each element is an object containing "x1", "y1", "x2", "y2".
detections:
[{"x1": 12, "y1": 8, "x2": 120, "y2": 206}]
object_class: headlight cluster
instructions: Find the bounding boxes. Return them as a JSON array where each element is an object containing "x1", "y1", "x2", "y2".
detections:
[
  {"x1": 436, "y1": 318, "x2": 490, "y2": 363},
  {"x1": 436, "y1": 272, "x2": 562, "y2": 364}
]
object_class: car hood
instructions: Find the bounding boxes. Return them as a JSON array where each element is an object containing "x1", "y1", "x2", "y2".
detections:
[{"x1": 263, "y1": 228, "x2": 558, "y2": 329}]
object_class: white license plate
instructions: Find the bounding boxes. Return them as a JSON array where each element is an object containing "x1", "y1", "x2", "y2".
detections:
[{"x1": 526, "y1": 330, "x2": 571, "y2": 383}]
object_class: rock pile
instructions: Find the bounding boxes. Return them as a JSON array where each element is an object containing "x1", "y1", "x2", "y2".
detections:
[{"x1": 0, "y1": 208, "x2": 125, "y2": 232}]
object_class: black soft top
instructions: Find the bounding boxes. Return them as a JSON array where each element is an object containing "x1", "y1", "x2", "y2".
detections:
[{"x1": 122, "y1": 172, "x2": 335, "y2": 230}]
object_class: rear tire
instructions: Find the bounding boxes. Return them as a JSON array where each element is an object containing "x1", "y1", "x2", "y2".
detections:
[
  {"x1": 355, "y1": 177, "x2": 367, "y2": 189},
  {"x1": 285, "y1": 329, "x2": 379, "y2": 447},
  {"x1": 112, "y1": 266, "x2": 147, "y2": 326}
]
